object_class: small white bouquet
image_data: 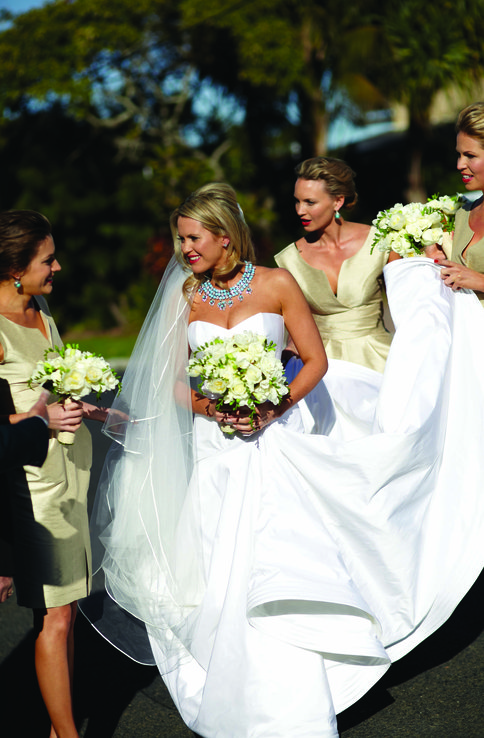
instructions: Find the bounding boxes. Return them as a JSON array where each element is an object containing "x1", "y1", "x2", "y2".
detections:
[
  {"x1": 187, "y1": 331, "x2": 289, "y2": 434},
  {"x1": 29, "y1": 343, "x2": 121, "y2": 444},
  {"x1": 371, "y1": 194, "x2": 462, "y2": 257}
]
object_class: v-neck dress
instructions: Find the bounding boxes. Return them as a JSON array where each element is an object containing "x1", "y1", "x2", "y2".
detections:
[
  {"x1": 0, "y1": 304, "x2": 92, "y2": 609},
  {"x1": 275, "y1": 228, "x2": 392, "y2": 372},
  {"x1": 451, "y1": 201, "x2": 484, "y2": 306}
]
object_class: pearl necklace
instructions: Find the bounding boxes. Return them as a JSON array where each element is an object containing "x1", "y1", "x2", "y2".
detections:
[{"x1": 198, "y1": 262, "x2": 255, "y2": 311}]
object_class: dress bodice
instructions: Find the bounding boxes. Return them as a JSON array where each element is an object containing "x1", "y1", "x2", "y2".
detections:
[
  {"x1": 188, "y1": 312, "x2": 285, "y2": 358},
  {"x1": 0, "y1": 305, "x2": 61, "y2": 414},
  {"x1": 274, "y1": 228, "x2": 392, "y2": 372},
  {"x1": 274, "y1": 227, "x2": 387, "y2": 314},
  {"x1": 451, "y1": 202, "x2": 484, "y2": 305}
]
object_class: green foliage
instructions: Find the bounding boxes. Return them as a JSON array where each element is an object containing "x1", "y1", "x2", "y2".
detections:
[{"x1": 0, "y1": 0, "x2": 481, "y2": 336}]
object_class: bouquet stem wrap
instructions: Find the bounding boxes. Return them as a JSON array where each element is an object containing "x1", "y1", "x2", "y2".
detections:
[{"x1": 58, "y1": 397, "x2": 76, "y2": 445}]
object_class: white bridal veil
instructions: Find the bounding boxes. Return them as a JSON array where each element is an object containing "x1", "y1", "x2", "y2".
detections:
[{"x1": 83, "y1": 256, "x2": 208, "y2": 666}]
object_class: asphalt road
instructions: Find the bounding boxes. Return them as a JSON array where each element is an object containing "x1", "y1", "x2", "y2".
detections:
[{"x1": 1, "y1": 414, "x2": 484, "y2": 737}]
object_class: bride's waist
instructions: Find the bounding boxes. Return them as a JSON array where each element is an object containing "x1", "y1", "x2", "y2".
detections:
[{"x1": 193, "y1": 403, "x2": 304, "y2": 455}]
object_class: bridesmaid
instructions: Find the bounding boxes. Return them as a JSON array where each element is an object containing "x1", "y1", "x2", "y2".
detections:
[
  {"x1": 439, "y1": 101, "x2": 484, "y2": 299},
  {"x1": 275, "y1": 157, "x2": 400, "y2": 373},
  {"x1": 0, "y1": 210, "x2": 107, "y2": 738}
]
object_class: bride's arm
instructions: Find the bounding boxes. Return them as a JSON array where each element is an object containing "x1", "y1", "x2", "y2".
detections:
[
  {"x1": 277, "y1": 268, "x2": 328, "y2": 406},
  {"x1": 227, "y1": 269, "x2": 327, "y2": 435}
]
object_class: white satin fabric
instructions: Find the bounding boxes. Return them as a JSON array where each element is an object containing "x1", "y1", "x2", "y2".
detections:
[{"x1": 84, "y1": 257, "x2": 484, "y2": 738}]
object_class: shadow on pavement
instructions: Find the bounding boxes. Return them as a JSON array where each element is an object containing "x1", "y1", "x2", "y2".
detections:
[
  {"x1": 73, "y1": 613, "x2": 160, "y2": 737},
  {"x1": 338, "y1": 568, "x2": 484, "y2": 733}
]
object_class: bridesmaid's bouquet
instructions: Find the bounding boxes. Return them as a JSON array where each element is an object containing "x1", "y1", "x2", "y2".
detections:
[
  {"x1": 29, "y1": 344, "x2": 121, "y2": 444},
  {"x1": 187, "y1": 331, "x2": 289, "y2": 434},
  {"x1": 371, "y1": 194, "x2": 462, "y2": 257}
]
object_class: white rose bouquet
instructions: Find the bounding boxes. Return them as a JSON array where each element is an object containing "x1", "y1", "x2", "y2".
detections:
[
  {"x1": 29, "y1": 343, "x2": 121, "y2": 444},
  {"x1": 187, "y1": 331, "x2": 289, "y2": 435},
  {"x1": 371, "y1": 194, "x2": 462, "y2": 257}
]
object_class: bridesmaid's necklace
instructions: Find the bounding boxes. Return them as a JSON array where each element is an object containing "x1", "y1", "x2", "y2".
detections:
[{"x1": 198, "y1": 262, "x2": 255, "y2": 311}]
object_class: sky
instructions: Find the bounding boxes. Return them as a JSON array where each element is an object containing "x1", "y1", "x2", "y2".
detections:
[
  {"x1": 1, "y1": 0, "x2": 45, "y2": 11},
  {"x1": 0, "y1": 0, "x2": 45, "y2": 13}
]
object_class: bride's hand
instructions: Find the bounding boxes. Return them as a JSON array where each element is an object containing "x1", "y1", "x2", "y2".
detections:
[
  {"x1": 216, "y1": 403, "x2": 279, "y2": 436},
  {"x1": 438, "y1": 259, "x2": 484, "y2": 292}
]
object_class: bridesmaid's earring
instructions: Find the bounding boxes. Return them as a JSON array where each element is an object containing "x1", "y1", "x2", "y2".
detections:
[
  {"x1": 13, "y1": 278, "x2": 21, "y2": 289},
  {"x1": 334, "y1": 211, "x2": 341, "y2": 220}
]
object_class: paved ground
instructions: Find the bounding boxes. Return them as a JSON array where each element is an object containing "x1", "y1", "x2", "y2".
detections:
[{"x1": 1, "y1": 415, "x2": 484, "y2": 737}]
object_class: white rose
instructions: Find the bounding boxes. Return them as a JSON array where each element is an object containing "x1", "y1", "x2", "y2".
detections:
[
  {"x1": 203, "y1": 378, "x2": 227, "y2": 396},
  {"x1": 233, "y1": 351, "x2": 250, "y2": 369},
  {"x1": 219, "y1": 364, "x2": 238, "y2": 383},
  {"x1": 406, "y1": 222, "x2": 423, "y2": 240},
  {"x1": 391, "y1": 233, "x2": 413, "y2": 256},
  {"x1": 388, "y1": 210, "x2": 406, "y2": 230},
  {"x1": 258, "y1": 355, "x2": 279, "y2": 376},
  {"x1": 265, "y1": 386, "x2": 280, "y2": 404},
  {"x1": 104, "y1": 373, "x2": 119, "y2": 390},
  {"x1": 252, "y1": 379, "x2": 271, "y2": 403},
  {"x1": 245, "y1": 364, "x2": 263, "y2": 385},
  {"x1": 428, "y1": 196, "x2": 459, "y2": 215},
  {"x1": 246, "y1": 341, "x2": 264, "y2": 361},
  {"x1": 420, "y1": 227, "x2": 444, "y2": 247},
  {"x1": 61, "y1": 369, "x2": 87, "y2": 397},
  {"x1": 85, "y1": 365, "x2": 104, "y2": 384},
  {"x1": 208, "y1": 343, "x2": 227, "y2": 362},
  {"x1": 62, "y1": 348, "x2": 83, "y2": 368},
  {"x1": 232, "y1": 332, "x2": 252, "y2": 348},
  {"x1": 187, "y1": 363, "x2": 202, "y2": 377},
  {"x1": 226, "y1": 382, "x2": 249, "y2": 405}
]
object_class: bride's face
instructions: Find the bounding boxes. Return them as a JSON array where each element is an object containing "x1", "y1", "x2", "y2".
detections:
[
  {"x1": 178, "y1": 217, "x2": 228, "y2": 274},
  {"x1": 456, "y1": 131, "x2": 484, "y2": 191}
]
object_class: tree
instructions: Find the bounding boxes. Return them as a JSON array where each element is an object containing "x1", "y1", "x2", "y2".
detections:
[
  {"x1": 180, "y1": 0, "x2": 384, "y2": 159},
  {"x1": 364, "y1": 0, "x2": 484, "y2": 201},
  {"x1": 0, "y1": 103, "x2": 160, "y2": 332}
]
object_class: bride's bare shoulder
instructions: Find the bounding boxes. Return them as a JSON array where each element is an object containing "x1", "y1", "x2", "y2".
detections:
[{"x1": 255, "y1": 265, "x2": 297, "y2": 286}]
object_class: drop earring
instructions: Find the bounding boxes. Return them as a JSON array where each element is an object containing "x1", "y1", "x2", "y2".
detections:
[
  {"x1": 334, "y1": 211, "x2": 341, "y2": 220},
  {"x1": 13, "y1": 278, "x2": 21, "y2": 288}
]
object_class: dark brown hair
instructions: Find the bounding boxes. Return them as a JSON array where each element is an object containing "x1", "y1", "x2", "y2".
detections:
[{"x1": 0, "y1": 210, "x2": 52, "y2": 283}]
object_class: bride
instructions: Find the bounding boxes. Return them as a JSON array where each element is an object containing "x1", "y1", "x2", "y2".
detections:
[{"x1": 83, "y1": 183, "x2": 484, "y2": 737}]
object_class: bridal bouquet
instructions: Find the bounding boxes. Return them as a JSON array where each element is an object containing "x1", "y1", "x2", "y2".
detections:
[
  {"x1": 187, "y1": 331, "x2": 289, "y2": 434},
  {"x1": 371, "y1": 194, "x2": 462, "y2": 257},
  {"x1": 29, "y1": 344, "x2": 120, "y2": 444}
]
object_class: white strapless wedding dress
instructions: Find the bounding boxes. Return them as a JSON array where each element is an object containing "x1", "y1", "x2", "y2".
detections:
[{"x1": 84, "y1": 259, "x2": 484, "y2": 738}]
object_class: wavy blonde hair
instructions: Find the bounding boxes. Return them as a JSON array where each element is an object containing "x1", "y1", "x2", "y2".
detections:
[
  {"x1": 295, "y1": 157, "x2": 358, "y2": 209},
  {"x1": 170, "y1": 183, "x2": 256, "y2": 300},
  {"x1": 456, "y1": 102, "x2": 484, "y2": 148}
]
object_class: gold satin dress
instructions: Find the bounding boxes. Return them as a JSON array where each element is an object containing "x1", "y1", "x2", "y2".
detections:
[
  {"x1": 275, "y1": 227, "x2": 392, "y2": 373},
  {"x1": 451, "y1": 202, "x2": 484, "y2": 306},
  {"x1": 0, "y1": 304, "x2": 92, "y2": 609}
]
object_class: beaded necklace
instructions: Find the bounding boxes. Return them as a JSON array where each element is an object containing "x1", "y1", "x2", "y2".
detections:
[{"x1": 198, "y1": 262, "x2": 255, "y2": 311}]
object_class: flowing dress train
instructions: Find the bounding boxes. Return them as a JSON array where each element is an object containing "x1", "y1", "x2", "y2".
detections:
[{"x1": 83, "y1": 257, "x2": 484, "y2": 737}]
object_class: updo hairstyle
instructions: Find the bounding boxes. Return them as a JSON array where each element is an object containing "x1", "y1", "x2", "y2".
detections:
[
  {"x1": 456, "y1": 102, "x2": 484, "y2": 149},
  {"x1": 170, "y1": 182, "x2": 255, "y2": 299},
  {"x1": 295, "y1": 157, "x2": 358, "y2": 209},
  {"x1": 0, "y1": 210, "x2": 52, "y2": 284}
]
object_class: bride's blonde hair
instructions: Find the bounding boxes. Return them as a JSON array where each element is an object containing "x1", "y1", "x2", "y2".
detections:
[{"x1": 170, "y1": 183, "x2": 256, "y2": 300}]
